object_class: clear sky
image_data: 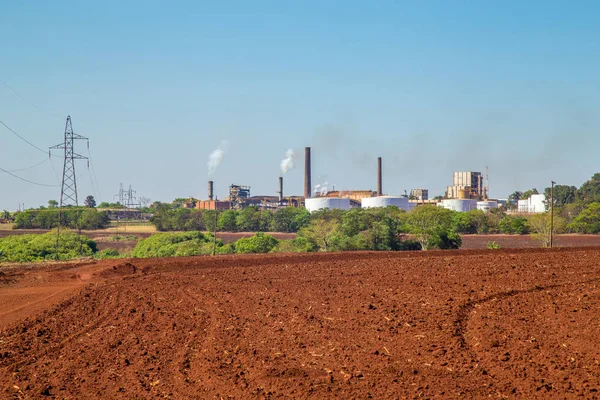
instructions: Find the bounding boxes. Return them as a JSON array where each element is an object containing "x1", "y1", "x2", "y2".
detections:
[{"x1": 1, "y1": 1, "x2": 599, "y2": 210}]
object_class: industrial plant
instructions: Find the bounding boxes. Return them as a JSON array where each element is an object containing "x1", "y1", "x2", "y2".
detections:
[{"x1": 187, "y1": 146, "x2": 548, "y2": 215}]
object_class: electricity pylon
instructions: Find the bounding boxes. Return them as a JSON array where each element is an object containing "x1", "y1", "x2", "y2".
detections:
[{"x1": 50, "y1": 116, "x2": 88, "y2": 207}]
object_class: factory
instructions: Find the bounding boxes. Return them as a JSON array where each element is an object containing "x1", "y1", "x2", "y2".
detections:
[{"x1": 193, "y1": 147, "x2": 512, "y2": 214}]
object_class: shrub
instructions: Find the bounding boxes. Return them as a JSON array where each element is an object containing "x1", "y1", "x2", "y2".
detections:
[
  {"x1": 486, "y1": 241, "x2": 501, "y2": 249},
  {"x1": 235, "y1": 233, "x2": 279, "y2": 254},
  {"x1": 0, "y1": 230, "x2": 97, "y2": 262},
  {"x1": 95, "y1": 249, "x2": 122, "y2": 259},
  {"x1": 132, "y1": 231, "x2": 218, "y2": 258}
]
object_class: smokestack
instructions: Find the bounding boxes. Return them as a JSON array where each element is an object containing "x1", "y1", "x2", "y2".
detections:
[
  {"x1": 208, "y1": 180, "x2": 214, "y2": 200},
  {"x1": 278, "y1": 176, "x2": 283, "y2": 203},
  {"x1": 304, "y1": 147, "x2": 311, "y2": 198},
  {"x1": 377, "y1": 157, "x2": 382, "y2": 196}
]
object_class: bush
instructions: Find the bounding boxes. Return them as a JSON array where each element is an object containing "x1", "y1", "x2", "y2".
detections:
[
  {"x1": 429, "y1": 229, "x2": 462, "y2": 250},
  {"x1": 235, "y1": 233, "x2": 279, "y2": 254},
  {"x1": 498, "y1": 216, "x2": 529, "y2": 234},
  {"x1": 132, "y1": 231, "x2": 219, "y2": 258},
  {"x1": 0, "y1": 230, "x2": 97, "y2": 262},
  {"x1": 95, "y1": 249, "x2": 122, "y2": 259},
  {"x1": 487, "y1": 241, "x2": 501, "y2": 249},
  {"x1": 13, "y1": 209, "x2": 110, "y2": 230}
]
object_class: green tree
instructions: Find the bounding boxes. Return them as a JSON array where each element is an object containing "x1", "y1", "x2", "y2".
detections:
[
  {"x1": 577, "y1": 173, "x2": 600, "y2": 204},
  {"x1": 84, "y1": 195, "x2": 96, "y2": 208},
  {"x1": 568, "y1": 202, "x2": 600, "y2": 233},
  {"x1": 406, "y1": 205, "x2": 457, "y2": 250},
  {"x1": 521, "y1": 189, "x2": 539, "y2": 200},
  {"x1": 298, "y1": 218, "x2": 340, "y2": 252},
  {"x1": 236, "y1": 206, "x2": 262, "y2": 232},
  {"x1": 48, "y1": 200, "x2": 59, "y2": 208},
  {"x1": 528, "y1": 213, "x2": 566, "y2": 247},
  {"x1": 235, "y1": 232, "x2": 279, "y2": 254},
  {"x1": 544, "y1": 185, "x2": 577, "y2": 207},
  {"x1": 498, "y1": 215, "x2": 529, "y2": 234},
  {"x1": 218, "y1": 210, "x2": 238, "y2": 232}
]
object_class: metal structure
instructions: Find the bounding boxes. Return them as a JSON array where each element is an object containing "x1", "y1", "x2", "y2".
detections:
[
  {"x1": 49, "y1": 116, "x2": 88, "y2": 207},
  {"x1": 305, "y1": 197, "x2": 351, "y2": 212},
  {"x1": 208, "y1": 180, "x2": 214, "y2": 200},
  {"x1": 362, "y1": 196, "x2": 409, "y2": 210},
  {"x1": 439, "y1": 199, "x2": 478, "y2": 212},
  {"x1": 228, "y1": 184, "x2": 251, "y2": 209},
  {"x1": 377, "y1": 157, "x2": 383, "y2": 196},
  {"x1": 278, "y1": 176, "x2": 283, "y2": 202},
  {"x1": 304, "y1": 147, "x2": 311, "y2": 199}
]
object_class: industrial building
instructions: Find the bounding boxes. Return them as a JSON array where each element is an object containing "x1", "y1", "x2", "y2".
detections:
[
  {"x1": 517, "y1": 194, "x2": 546, "y2": 213},
  {"x1": 446, "y1": 171, "x2": 485, "y2": 200},
  {"x1": 410, "y1": 189, "x2": 428, "y2": 201}
]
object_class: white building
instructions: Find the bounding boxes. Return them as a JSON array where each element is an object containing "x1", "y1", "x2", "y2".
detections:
[
  {"x1": 438, "y1": 199, "x2": 478, "y2": 212},
  {"x1": 517, "y1": 194, "x2": 546, "y2": 213}
]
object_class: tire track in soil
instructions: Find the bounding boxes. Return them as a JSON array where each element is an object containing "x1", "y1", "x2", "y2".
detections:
[{"x1": 453, "y1": 277, "x2": 600, "y2": 350}]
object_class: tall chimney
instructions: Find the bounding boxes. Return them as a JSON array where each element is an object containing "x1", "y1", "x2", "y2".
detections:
[
  {"x1": 208, "y1": 180, "x2": 214, "y2": 200},
  {"x1": 278, "y1": 176, "x2": 283, "y2": 202},
  {"x1": 377, "y1": 157, "x2": 382, "y2": 196},
  {"x1": 304, "y1": 147, "x2": 311, "y2": 198}
]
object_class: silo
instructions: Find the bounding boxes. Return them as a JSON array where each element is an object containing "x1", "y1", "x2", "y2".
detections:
[
  {"x1": 440, "y1": 199, "x2": 477, "y2": 212},
  {"x1": 305, "y1": 197, "x2": 351, "y2": 212},
  {"x1": 361, "y1": 196, "x2": 409, "y2": 211}
]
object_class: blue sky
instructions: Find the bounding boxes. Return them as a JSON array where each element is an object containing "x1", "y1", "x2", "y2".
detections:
[{"x1": 1, "y1": 1, "x2": 599, "y2": 209}]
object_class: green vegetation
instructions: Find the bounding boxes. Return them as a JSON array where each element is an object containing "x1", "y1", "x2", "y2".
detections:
[
  {"x1": 234, "y1": 233, "x2": 279, "y2": 254},
  {"x1": 0, "y1": 230, "x2": 97, "y2": 262},
  {"x1": 14, "y1": 208, "x2": 110, "y2": 230},
  {"x1": 487, "y1": 241, "x2": 501, "y2": 249},
  {"x1": 131, "y1": 231, "x2": 221, "y2": 258}
]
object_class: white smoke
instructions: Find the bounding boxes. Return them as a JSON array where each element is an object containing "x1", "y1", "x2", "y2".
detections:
[
  {"x1": 314, "y1": 182, "x2": 328, "y2": 196},
  {"x1": 207, "y1": 140, "x2": 229, "y2": 177},
  {"x1": 280, "y1": 149, "x2": 297, "y2": 175}
]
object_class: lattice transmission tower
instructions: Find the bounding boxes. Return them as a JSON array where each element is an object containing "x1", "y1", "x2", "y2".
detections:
[{"x1": 50, "y1": 116, "x2": 89, "y2": 207}]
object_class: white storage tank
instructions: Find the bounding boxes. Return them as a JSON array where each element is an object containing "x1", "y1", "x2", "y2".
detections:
[
  {"x1": 361, "y1": 196, "x2": 409, "y2": 211},
  {"x1": 477, "y1": 201, "x2": 498, "y2": 212},
  {"x1": 305, "y1": 197, "x2": 351, "y2": 212},
  {"x1": 440, "y1": 199, "x2": 477, "y2": 212}
]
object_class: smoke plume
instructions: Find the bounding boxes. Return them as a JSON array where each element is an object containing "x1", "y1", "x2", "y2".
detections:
[
  {"x1": 207, "y1": 140, "x2": 229, "y2": 177},
  {"x1": 280, "y1": 149, "x2": 297, "y2": 174}
]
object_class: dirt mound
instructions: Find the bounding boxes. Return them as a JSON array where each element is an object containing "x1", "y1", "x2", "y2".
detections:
[
  {"x1": 0, "y1": 271, "x2": 15, "y2": 286},
  {"x1": 98, "y1": 262, "x2": 138, "y2": 277},
  {"x1": 1, "y1": 249, "x2": 600, "y2": 398}
]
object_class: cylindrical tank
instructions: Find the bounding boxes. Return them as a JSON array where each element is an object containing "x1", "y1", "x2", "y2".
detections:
[
  {"x1": 361, "y1": 196, "x2": 409, "y2": 211},
  {"x1": 457, "y1": 189, "x2": 469, "y2": 199},
  {"x1": 440, "y1": 199, "x2": 477, "y2": 212},
  {"x1": 477, "y1": 201, "x2": 498, "y2": 212},
  {"x1": 305, "y1": 197, "x2": 350, "y2": 212}
]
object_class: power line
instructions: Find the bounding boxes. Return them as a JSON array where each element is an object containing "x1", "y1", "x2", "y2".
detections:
[
  {"x1": 0, "y1": 165, "x2": 59, "y2": 187},
  {"x1": 0, "y1": 78, "x2": 62, "y2": 119},
  {"x1": 0, "y1": 117, "x2": 59, "y2": 157},
  {"x1": 5, "y1": 157, "x2": 48, "y2": 173},
  {"x1": 87, "y1": 143, "x2": 102, "y2": 202}
]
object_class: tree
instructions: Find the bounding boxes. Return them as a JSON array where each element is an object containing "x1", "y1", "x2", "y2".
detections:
[
  {"x1": 544, "y1": 185, "x2": 576, "y2": 207},
  {"x1": 528, "y1": 213, "x2": 566, "y2": 247},
  {"x1": 406, "y1": 205, "x2": 457, "y2": 250},
  {"x1": 521, "y1": 189, "x2": 539, "y2": 200},
  {"x1": 577, "y1": 173, "x2": 600, "y2": 204},
  {"x1": 84, "y1": 195, "x2": 96, "y2": 208},
  {"x1": 218, "y1": 210, "x2": 238, "y2": 232},
  {"x1": 298, "y1": 218, "x2": 340, "y2": 252},
  {"x1": 508, "y1": 191, "x2": 523, "y2": 204},
  {"x1": 48, "y1": 200, "x2": 59, "y2": 209},
  {"x1": 567, "y1": 202, "x2": 600, "y2": 234}
]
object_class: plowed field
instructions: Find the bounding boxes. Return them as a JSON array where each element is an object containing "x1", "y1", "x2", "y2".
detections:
[{"x1": 1, "y1": 249, "x2": 600, "y2": 398}]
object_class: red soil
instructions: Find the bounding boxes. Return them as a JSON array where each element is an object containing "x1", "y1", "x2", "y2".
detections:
[{"x1": 2, "y1": 249, "x2": 600, "y2": 398}]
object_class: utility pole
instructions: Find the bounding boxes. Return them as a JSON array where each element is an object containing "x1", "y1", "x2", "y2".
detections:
[
  {"x1": 550, "y1": 180, "x2": 555, "y2": 248},
  {"x1": 212, "y1": 209, "x2": 218, "y2": 256}
]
